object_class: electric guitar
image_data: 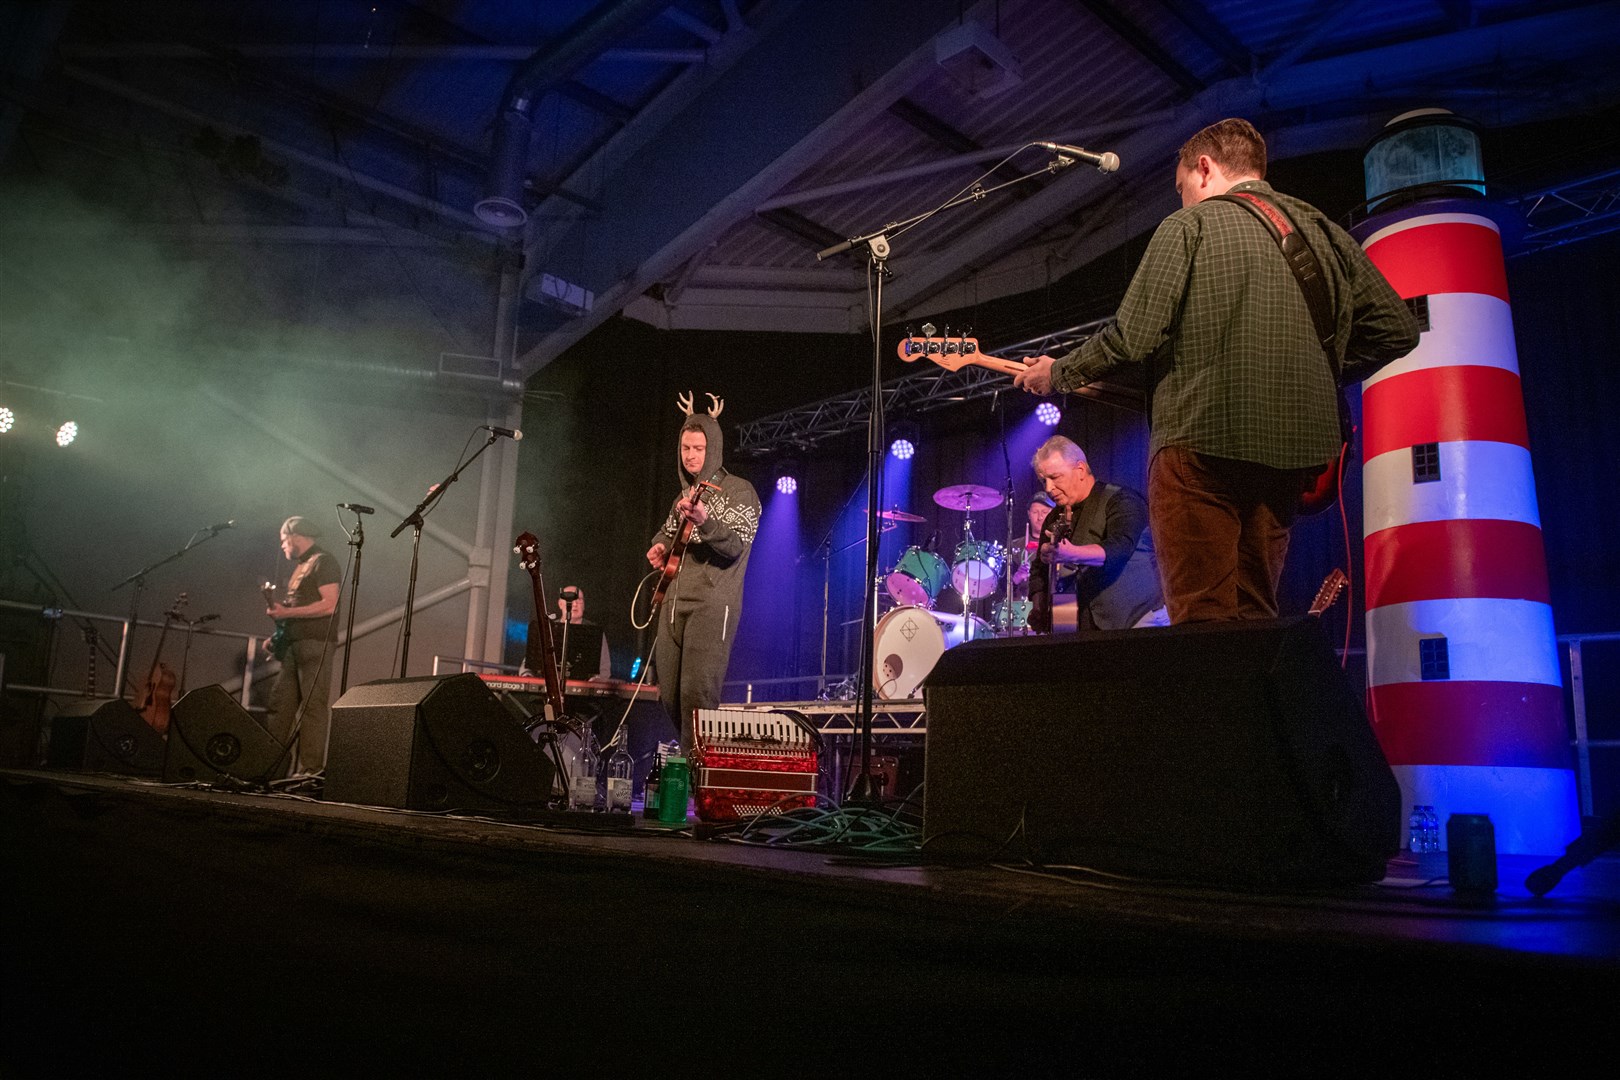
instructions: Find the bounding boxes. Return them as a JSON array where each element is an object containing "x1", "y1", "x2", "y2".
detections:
[
  {"x1": 261, "y1": 582, "x2": 291, "y2": 660},
  {"x1": 1046, "y1": 510, "x2": 1079, "y2": 635},
  {"x1": 897, "y1": 331, "x2": 1027, "y2": 377},
  {"x1": 513, "y1": 531, "x2": 568, "y2": 728},
  {"x1": 648, "y1": 474, "x2": 723, "y2": 619}
]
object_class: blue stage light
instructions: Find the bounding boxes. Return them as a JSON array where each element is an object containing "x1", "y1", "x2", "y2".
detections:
[
  {"x1": 1036, "y1": 402, "x2": 1061, "y2": 426},
  {"x1": 890, "y1": 438, "x2": 915, "y2": 460}
]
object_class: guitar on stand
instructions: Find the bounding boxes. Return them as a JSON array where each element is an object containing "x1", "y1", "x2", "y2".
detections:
[
  {"x1": 135, "y1": 592, "x2": 186, "y2": 735},
  {"x1": 513, "y1": 531, "x2": 582, "y2": 804}
]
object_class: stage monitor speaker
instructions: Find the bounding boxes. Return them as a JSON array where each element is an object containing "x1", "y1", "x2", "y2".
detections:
[
  {"x1": 922, "y1": 617, "x2": 1401, "y2": 888},
  {"x1": 325, "y1": 673, "x2": 555, "y2": 812},
  {"x1": 45, "y1": 697, "x2": 165, "y2": 777},
  {"x1": 164, "y1": 684, "x2": 287, "y2": 784}
]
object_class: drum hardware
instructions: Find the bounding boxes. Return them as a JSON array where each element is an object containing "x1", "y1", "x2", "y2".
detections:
[{"x1": 871, "y1": 507, "x2": 926, "y2": 523}]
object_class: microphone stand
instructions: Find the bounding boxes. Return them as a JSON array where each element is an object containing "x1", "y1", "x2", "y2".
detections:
[
  {"x1": 995, "y1": 392, "x2": 1018, "y2": 633},
  {"x1": 107, "y1": 523, "x2": 231, "y2": 696},
  {"x1": 816, "y1": 147, "x2": 1078, "y2": 805},
  {"x1": 391, "y1": 431, "x2": 500, "y2": 678},
  {"x1": 340, "y1": 509, "x2": 365, "y2": 695}
]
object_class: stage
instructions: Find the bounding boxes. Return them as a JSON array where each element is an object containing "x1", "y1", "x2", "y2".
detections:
[{"x1": 3, "y1": 766, "x2": 1617, "y2": 1076}]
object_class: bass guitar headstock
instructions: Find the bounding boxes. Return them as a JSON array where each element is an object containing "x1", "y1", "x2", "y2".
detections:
[{"x1": 897, "y1": 325, "x2": 985, "y2": 372}]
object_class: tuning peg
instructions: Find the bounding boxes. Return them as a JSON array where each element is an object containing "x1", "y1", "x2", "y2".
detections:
[{"x1": 921, "y1": 322, "x2": 937, "y2": 337}]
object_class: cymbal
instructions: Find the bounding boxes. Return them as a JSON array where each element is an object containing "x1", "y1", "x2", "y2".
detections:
[
  {"x1": 871, "y1": 507, "x2": 926, "y2": 523},
  {"x1": 933, "y1": 483, "x2": 1003, "y2": 512}
]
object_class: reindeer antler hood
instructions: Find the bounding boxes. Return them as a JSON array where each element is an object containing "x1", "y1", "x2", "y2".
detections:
[{"x1": 677, "y1": 411, "x2": 724, "y2": 487}]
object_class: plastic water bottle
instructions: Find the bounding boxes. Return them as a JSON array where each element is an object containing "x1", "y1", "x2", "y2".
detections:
[
  {"x1": 605, "y1": 735, "x2": 634, "y2": 814},
  {"x1": 1424, "y1": 805, "x2": 1441, "y2": 853},
  {"x1": 1409, "y1": 804, "x2": 1426, "y2": 853}
]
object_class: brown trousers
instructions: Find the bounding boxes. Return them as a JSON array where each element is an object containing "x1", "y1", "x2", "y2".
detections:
[{"x1": 1147, "y1": 446, "x2": 1313, "y2": 624}]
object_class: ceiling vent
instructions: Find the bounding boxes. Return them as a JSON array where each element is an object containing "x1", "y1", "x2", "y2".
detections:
[{"x1": 935, "y1": 22, "x2": 1022, "y2": 100}]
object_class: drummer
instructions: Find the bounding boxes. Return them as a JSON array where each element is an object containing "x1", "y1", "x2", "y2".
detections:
[
  {"x1": 1028, "y1": 436, "x2": 1169, "y2": 631},
  {"x1": 1012, "y1": 492, "x2": 1056, "y2": 591}
]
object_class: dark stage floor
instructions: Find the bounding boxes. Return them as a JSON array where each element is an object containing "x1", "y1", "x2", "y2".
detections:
[{"x1": 3, "y1": 767, "x2": 1618, "y2": 1076}]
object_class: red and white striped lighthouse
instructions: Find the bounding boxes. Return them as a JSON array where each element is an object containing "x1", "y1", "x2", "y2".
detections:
[{"x1": 1355, "y1": 112, "x2": 1577, "y2": 855}]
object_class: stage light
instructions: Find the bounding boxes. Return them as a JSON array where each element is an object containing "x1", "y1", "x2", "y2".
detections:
[
  {"x1": 0, "y1": 406, "x2": 13, "y2": 434},
  {"x1": 889, "y1": 420, "x2": 920, "y2": 460},
  {"x1": 773, "y1": 459, "x2": 800, "y2": 496},
  {"x1": 55, "y1": 421, "x2": 78, "y2": 447},
  {"x1": 1036, "y1": 401, "x2": 1061, "y2": 426}
]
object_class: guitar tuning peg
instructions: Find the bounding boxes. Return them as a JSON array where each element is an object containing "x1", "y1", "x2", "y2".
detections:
[{"x1": 921, "y1": 322, "x2": 936, "y2": 337}]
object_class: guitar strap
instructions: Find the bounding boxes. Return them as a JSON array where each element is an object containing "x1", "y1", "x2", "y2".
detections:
[{"x1": 1210, "y1": 191, "x2": 1353, "y2": 445}]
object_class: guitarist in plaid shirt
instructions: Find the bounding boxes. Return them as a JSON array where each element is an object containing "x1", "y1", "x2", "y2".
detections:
[{"x1": 1016, "y1": 118, "x2": 1418, "y2": 623}]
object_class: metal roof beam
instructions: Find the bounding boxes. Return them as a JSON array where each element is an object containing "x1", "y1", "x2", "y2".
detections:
[
  {"x1": 1150, "y1": 0, "x2": 1252, "y2": 77},
  {"x1": 1070, "y1": 0, "x2": 1206, "y2": 94}
]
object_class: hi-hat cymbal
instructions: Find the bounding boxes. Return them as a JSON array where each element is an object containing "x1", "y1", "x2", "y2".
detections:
[
  {"x1": 871, "y1": 507, "x2": 926, "y2": 523},
  {"x1": 933, "y1": 483, "x2": 1003, "y2": 512}
]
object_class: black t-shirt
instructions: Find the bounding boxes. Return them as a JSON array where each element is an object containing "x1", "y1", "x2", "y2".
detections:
[{"x1": 282, "y1": 546, "x2": 341, "y2": 642}]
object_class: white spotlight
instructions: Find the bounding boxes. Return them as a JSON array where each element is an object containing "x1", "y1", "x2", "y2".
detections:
[{"x1": 55, "y1": 421, "x2": 78, "y2": 447}]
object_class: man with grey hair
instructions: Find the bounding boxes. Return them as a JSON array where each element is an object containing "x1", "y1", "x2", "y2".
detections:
[
  {"x1": 263, "y1": 515, "x2": 341, "y2": 776},
  {"x1": 1027, "y1": 436, "x2": 1166, "y2": 632}
]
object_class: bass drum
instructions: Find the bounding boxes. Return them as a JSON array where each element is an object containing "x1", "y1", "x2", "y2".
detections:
[{"x1": 872, "y1": 606, "x2": 946, "y2": 700}]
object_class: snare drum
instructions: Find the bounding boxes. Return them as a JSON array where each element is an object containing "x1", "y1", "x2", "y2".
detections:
[
  {"x1": 885, "y1": 546, "x2": 949, "y2": 608},
  {"x1": 993, "y1": 597, "x2": 1034, "y2": 633},
  {"x1": 872, "y1": 606, "x2": 946, "y2": 700},
  {"x1": 951, "y1": 539, "x2": 1006, "y2": 599}
]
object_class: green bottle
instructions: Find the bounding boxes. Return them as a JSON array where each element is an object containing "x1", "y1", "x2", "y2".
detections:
[{"x1": 655, "y1": 754, "x2": 689, "y2": 825}]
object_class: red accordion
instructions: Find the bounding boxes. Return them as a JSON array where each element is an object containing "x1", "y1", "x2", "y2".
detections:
[{"x1": 691, "y1": 709, "x2": 819, "y2": 822}]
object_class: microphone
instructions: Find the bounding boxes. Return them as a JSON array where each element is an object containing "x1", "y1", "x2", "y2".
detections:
[
  {"x1": 1036, "y1": 142, "x2": 1120, "y2": 173},
  {"x1": 207, "y1": 520, "x2": 236, "y2": 533},
  {"x1": 925, "y1": 530, "x2": 939, "y2": 552},
  {"x1": 484, "y1": 425, "x2": 523, "y2": 441},
  {"x1": 560, "y1": 588, "x2": 580, "y2": 602},
  {"x1": 338, "y1": 503, "x2": 376, "y2": 515}
]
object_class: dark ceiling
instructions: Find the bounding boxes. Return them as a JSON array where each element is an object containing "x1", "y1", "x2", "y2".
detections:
[{"x1": 4, "y1": 0, "x2": 1620, "y2": 383}]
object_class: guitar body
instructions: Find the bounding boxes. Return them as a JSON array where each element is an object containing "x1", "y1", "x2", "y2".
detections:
[
  {"x1": 649, "y1": 476, "x2": 722, "y2": 618},
  {"x1": 1298, "y1": 446, "x2": 1346, "y2": 517}
]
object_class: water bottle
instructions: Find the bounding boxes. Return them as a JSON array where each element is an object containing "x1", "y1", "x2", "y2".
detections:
[
  {"x1": 1409, "y1": 804, "x2": 1426, "y2": 854},
  {"x1": 605, "y1": 735, "x2": 634, "y2": 814},
  {"x1": 1424, "y1": 805, "x2": 1441, "y2": 853}
]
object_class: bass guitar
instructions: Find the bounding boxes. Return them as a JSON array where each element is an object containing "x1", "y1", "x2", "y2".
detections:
[
  {"x1": 1046, "y1": 510, "x2": 1079, "y2": 635},
  {"x1": 648, "y1": 474, "x2": 723, "y2": 620},
  {"x1": 513, "y1": 532, "x2": 568, "y2": 728},
  {"x1": 261, "y1": 582, "x2": 291, "y2": 660}
]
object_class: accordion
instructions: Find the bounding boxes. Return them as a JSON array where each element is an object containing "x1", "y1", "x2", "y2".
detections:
[{"x1": 691, "y1": 709, "x2": 819, "y2": 822}]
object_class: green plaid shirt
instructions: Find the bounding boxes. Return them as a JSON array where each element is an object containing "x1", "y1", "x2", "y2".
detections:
[{"x1": 1052, "y1": 180, "x2": 1420, "y2": 469}]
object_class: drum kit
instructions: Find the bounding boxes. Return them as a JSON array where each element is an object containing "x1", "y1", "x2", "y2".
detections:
[{"x1": 871, "y1": 482, "x2": 1033, "y2": 700}]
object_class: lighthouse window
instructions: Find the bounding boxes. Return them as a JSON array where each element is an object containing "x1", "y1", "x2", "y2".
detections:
[
  {"x1": 1419, "y1": 636, "x2": 1450, "y2": 680},
  {"x1": 1413, "y1": 442, "x2": 1442, "y2": 483},
  {"x1": 1406, "y1": 295, "x2": 1430, "y2": 332}
]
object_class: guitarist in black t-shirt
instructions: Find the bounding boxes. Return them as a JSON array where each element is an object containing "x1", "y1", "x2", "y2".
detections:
[{"x1": 264, "y1": 515, "x2": 341, "y2": 776}]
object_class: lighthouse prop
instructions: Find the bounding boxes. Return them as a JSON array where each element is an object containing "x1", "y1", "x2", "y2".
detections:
[{"x1": 1353, "y1": 109, "x2": 1577, "y2": 855}]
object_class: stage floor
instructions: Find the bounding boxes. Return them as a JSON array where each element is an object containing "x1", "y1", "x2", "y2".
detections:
[{"x1": 4, "y1": 767, "x2": 1618, "y2": 1075}]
